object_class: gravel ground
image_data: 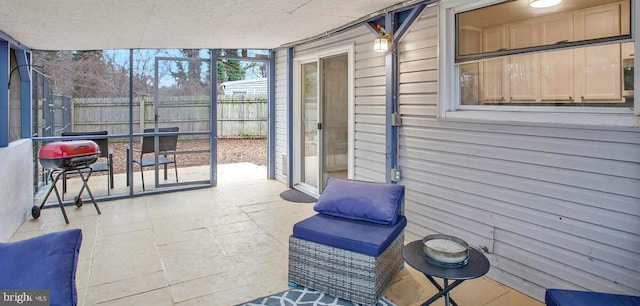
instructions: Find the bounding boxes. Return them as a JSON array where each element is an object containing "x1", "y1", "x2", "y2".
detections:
[{"x1": 108, "y1": 138, "x2": 267, "y2": 174}]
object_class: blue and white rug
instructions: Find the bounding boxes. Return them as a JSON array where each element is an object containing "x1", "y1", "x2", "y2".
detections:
[{"x1": 238, "y1": 287, "x2": 396, "y2": 306}]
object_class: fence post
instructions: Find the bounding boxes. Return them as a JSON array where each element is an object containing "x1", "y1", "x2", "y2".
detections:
[{"x1": 139, "y1": 96, "x2": 145, "y2": 133}]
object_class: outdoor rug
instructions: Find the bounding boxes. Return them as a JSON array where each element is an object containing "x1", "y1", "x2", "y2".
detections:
[
  {"x1": 280, "y1": 189, "x2": 317, "y2": 203},
  {"x1": 237, "y1": 287, "x2": 396, "y2": 306}
]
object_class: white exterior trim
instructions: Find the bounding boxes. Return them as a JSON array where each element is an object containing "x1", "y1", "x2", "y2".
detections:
[{"x1": 292, "y1": 44, "x2": 356, "y2": 192}]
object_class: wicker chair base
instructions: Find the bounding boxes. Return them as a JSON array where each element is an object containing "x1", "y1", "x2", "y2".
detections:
[{"x1": 288, "y1": 233, "x2": 404, "y2": 306}]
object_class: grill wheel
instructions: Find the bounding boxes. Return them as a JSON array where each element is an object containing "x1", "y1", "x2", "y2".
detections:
[
  {"x1": 74, "y1": 196, "x2": 83, "y2": 208},
  {"x1": 31, "y1": 206, "x2": 41, "y2": 219}
]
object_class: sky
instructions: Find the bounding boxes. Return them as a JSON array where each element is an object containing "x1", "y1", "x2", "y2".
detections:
[{"x1": 103, "y1": 49, "x2": 270, "y2": 87}]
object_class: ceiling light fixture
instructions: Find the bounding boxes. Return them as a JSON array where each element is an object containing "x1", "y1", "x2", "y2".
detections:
[
  {"x1": 529, "y1": 0, "x2": 561, "y2": 8},
  {"x1": 373, "y1": 24, "x2": 391, "y2": 53}
]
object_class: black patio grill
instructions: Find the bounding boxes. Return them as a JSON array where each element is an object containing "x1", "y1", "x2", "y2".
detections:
[{"x1": 33, "y1": 140, "x2": 102, "y2": 224}]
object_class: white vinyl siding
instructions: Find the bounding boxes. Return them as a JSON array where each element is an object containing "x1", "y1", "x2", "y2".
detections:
[
  {"x1": 399, "y1": 5, "x2": 640, "y2": 301},
  {"x1": 352, "y1": 35, "x2": 387, "y2": 182},
  {"x1": 274, "y1": 49, "x2": 289, "y2": 184},
  {"x1": 273, "y1": 3, "x2": 639, "y2": 302}
]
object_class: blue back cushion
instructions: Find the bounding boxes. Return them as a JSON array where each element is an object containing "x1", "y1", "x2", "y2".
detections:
[
  {"x1": 0, "y1": 229, "x2": 82, "y2": 306},
  {"x1": 314, "y1": 177, "x2": 404, "y2": 225},
  {"x1": 545, "y1": 289, "x2": 640, "y2": 306},
  {"x1": 293, "y1": 214, "x2": 407, "y2": 257}
]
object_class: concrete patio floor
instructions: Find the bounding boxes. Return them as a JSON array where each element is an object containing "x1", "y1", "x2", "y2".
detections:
[{"x1": 12, "y1": 163, "x2": 544, "y2": 306}]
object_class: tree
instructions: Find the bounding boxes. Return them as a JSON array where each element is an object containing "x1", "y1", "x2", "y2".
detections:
[
  {"x1": 217, "y1": 49, "x2": 247, "y2": 83},
  {"x1": 72, "y1": 50, "x2": 110, "y2": 97},
  {"x1": 163, "y1": 49, "x2": 209, "y2": 96},
  {"x1": 33, "y1": 50, "x2": 75, "y2": 96},
  {"x1": 169, "y1": 50, "x2": 204, "y2": 86},
  {"x1": 32, "y1": 48, "x2": 263, "y2": 98},
  {"x1": 243, "y1": 61, "x2": 268, "y2": 79},
  {"x1": 34, "y1": 50, "x2": 131, "y2": 98}
]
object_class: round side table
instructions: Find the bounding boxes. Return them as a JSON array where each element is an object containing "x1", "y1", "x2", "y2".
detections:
[{"x1": 402, "y1": 240, "x2": 490, "y2": 306}]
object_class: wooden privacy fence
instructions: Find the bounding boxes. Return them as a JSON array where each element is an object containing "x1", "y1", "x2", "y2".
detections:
[{"x1": 71, "y1": 95, "x2": 267, "y2": 138}]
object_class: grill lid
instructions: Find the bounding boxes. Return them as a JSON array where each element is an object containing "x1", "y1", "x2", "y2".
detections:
[
  {"x1": 38, "y1": 140, "x2": 101, "y2": 160},
  {"x1": 38, "y1": 140, "x2": 101, "y2": 170}
]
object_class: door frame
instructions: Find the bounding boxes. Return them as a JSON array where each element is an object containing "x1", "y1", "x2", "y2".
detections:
[
  {"x1": 151, "y1": 56, "x2": 215, "y2": 190},
  {"x1": 292, "y1": 44, "x2": 355, "y2": 196}
]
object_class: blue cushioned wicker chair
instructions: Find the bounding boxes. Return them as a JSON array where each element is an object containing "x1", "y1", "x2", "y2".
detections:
[{"x1": 288, "y1": 178, "x2": 406, "y2": 305}]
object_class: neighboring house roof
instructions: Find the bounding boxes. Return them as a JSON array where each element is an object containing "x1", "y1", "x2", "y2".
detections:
[
  {"x1": 0, "y1": 0, "x2": 413, "y2": 50},
  {"x1": 222, "y1": 78, "x2": 268, "y2": 96}
]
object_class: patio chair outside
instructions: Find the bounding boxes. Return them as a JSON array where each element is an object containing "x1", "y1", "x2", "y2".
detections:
[
  {"x1": 61, "y1": 131, "x2": 114, "y2": 195},
  {"x1": 133, "y1": 127, "x2": 179, "y2": 191}
]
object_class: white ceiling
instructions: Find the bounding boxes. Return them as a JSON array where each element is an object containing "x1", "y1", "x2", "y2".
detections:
[{"x1": 0, "y1": 0, "x2": 410, "y2": 51}]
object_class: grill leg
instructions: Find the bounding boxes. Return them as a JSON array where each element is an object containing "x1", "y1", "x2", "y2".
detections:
[
  {"x1": 49, "y1": 171, "x2": 70, "y2": 224},
  {"x1": 38, "y1": 171, "x2": 58, "y2": 210},
  {"x1": 140, "y1": 166, "x2": 145, "y2": 191},
  {"x1": 52, "y1": 181, "x2": 69, "y2": 224},
  {"x1": 76, "y1": 168, "x2": 101, "y2": 215}
]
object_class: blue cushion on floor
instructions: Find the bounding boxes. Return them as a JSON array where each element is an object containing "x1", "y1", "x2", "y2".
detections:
[
  {"x1": 293, "y1": 214, "x2": 406, "y2": 257},
  {"x1": 0, "y1": 229, "x2": 82, "y2": 306},
  {"x1": 545, "y1": 289, "x2": 640, "y2": 306}
]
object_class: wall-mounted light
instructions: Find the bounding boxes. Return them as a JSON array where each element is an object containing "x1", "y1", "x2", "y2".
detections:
[
  {"x1": 529, "y1": 0, "x2": 561, "y2": 8},
  {"x1": 373, "y1": 24, "x2": 391, "y2": 53}
]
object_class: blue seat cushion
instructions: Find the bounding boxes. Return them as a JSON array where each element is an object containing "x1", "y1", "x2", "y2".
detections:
[
  {"x1": 0, "y1": 229, "x2": 82, "y2": 306},
  {"x1": 293, "y1": 214, "x2": 407, "y2": 257},
  {"x1": 545, "y1": 289, "x2": 640, "y2": 306}
]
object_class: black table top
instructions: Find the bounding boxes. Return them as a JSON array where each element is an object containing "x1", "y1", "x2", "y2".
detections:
[{"x1": 403, "y1": 240, "x2": 490, "y2": 280}]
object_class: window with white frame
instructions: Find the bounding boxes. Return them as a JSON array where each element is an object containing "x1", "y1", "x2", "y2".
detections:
[{"x1": 440, "y1": 0, "x2": 638, "y2": 126}]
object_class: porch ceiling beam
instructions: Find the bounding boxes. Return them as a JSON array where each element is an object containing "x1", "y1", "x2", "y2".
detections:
[
  {"x1": 365, "y1": 2, "x2": 428, "y2": 40},
  {"x1": 394, "y1": 3, "x2": 428, "y2": 41},
  {"x1": 365, "y1": 18, "x2": 386, "y2": 36},
  {"x1": 14, "y1": 49, "x2": 30, "y2": 82}
]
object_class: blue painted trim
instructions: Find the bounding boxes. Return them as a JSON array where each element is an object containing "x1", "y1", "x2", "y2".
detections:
[
  {"x1": 211, "y1": 50, "x2": 219, "y2": 186},
  {"x1": 287, "y1": 47, "x2": 294, "y2": 188},
  {"x1": 0, "y1": 41, "x2": 9, "y2": 147},
  {"x1": 382, "y1": 3, "x2": 428, "y2": 183},
  {"x1": 16, "y1": 50, "x2": 32, "y2": 139},
  {"x1": 0, "y1": 30, "x2": 29, "y2": 51},
  {"x1": 395, "y1": 4, "x2": 427, "y2": 41},
  {"x1": 365, "y1": 18, "x2": 384, "y2": 35},
  {"x1": 15, "y1": 50, "x2": 30, "y2": 82},
  {"x1": 40, "y1": 182, "x2": 213, "y2": 208},
  {"x1": 268, "y1": 50, "x2": 276, "y2": 179},
  {"x1": 128, "y1": 49, "x2": 135, "y2": 195},
  {"x1": 384, "y1": 13, "x2": 395, "y2": 183}
]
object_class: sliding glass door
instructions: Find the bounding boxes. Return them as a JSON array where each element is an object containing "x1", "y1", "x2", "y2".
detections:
[
  {"x1": 300, "y1": 62, "x2": 319, "y2": 189},
  {"x1": 297, "y1": 52, "x2": 350, "y2": 194}
]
